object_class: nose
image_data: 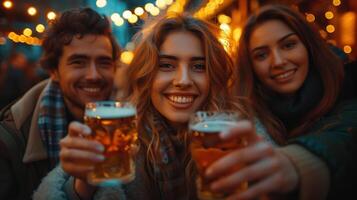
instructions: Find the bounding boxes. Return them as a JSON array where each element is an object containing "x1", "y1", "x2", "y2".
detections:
[
  {"x1": 173, "y1": 63, "x2": 193, "y2": 88},
  {"x1": 271, "y1": 49, "x2": 286, "y2": 67},
  {"x1": 86, "y1": 61, "x2": 100, "y2": 79}
]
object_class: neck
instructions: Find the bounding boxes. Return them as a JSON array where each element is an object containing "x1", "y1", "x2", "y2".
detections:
[{"x1": 63, "y1": 98, "x2": 84, "y2": 121}]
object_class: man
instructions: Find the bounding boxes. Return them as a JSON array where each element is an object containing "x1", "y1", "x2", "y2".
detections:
[{"x1": 0, "y1": 7, "x2": 120, "y2": 200}]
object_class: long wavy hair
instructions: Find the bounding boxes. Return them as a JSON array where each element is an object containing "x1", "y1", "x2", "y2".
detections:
[
  {"x1": 236, "y1": 4, "x2": 344, "y2": 144},
  {"x1": 125, "y1": 13, "x2": 249, "y2": 195}
]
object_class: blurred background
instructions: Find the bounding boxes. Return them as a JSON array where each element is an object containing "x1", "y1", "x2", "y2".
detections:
[{"x1": 0, "y1": 0, "x2": 356, "y2": 108}]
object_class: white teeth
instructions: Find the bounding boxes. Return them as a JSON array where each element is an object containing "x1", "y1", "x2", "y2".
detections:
[
  {"x1": 275, "y1": 70, "x2": 294, "y2": 79},
  {"x1": 168, "y1": 95, "x2": 194, "y2": 104},
  {"x1": 82, "y1": 88, "x2": 100, "y2": 93}
]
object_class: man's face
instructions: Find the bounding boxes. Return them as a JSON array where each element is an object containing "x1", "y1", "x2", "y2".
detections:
[{"x1": 51, "y1": 34, "x2": 115, "y2": 119}]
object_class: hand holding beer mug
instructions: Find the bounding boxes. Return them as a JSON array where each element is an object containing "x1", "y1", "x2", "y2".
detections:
[
  {"x1": 84, "y1": 101, "x2": 138, "y2": 186},
  {"x1": 189, "y1": 111, "x2": 248, "y2": 200}
]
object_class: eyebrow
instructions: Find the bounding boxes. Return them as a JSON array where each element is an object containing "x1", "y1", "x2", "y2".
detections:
[
  {"x1": 159, "y1": 54, "x2": 205, "y2": 61},
  {"x1": 67, "y1": 54, "x2": 89, "y2": 61},
  {"x1": 67, "y1": 54, "x2": 113, "y2": 62},
  {"x1": 251, "y1": 32, "x2": 296, "y2": 52}
]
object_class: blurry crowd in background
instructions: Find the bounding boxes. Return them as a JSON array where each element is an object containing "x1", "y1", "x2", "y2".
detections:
[
  {"x1": 0, "y1": 0, "x2": 356, "y2": 109},
  {"x1": 0, "y1": 51, "x2": 48, "y2": 109}
]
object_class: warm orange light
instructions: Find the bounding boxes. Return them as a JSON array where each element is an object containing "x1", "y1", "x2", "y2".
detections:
[
  {"x1": 233, "y1": 27, "x2": 242, "y2": 42},
  {"x1": 150, "y1": 7, "x2": 160, "y2": 16},
  {"x1": 114, "y1": 18, "x2": 124, "y2": 27},
  {"x1": 144, "y1": 3, "x2": 155, "y2": 12},
  {"x1": 47, "y1": 11, "x2": 56, "y2": 20},
  {"x1": 0, "y1": 37, "x2": 6, "y2": 45},
  {"x1": 36, "y1": 24, "x2": 45, "y2": 33},
  {"x1": 343, "y1": 45, "x2": 352, "y2": 54},
  {"x1": 218, "y1": 14, "x2": 231, "y2": 24},
  {"x1": 8, "y1": 32, "x2": 16, "y2": 39},
  {"x1": 19, "y1": 35, "x2": 27, "y2": 43},
  {"x1": 333, "y1": 0, "x2": 341, "y2": 6},
  {"x1": 326, "y1": 25, "x2": 335, "y2": 33},
  {"x1": 3, "y1": 1, "x2": 12, "y2": 9},
  {"x1": 134, "y1": 7, "x2": 144, "y2": 16},
  {"x1": 325, "y1": 11, "x2": 334, "y2": 20},
  {"x1": 341, "y1": 12, "x2": 355, "y2": 46},
  {"x1": 156, "y1": 0, "x2": 167, "y2": 9},
  {"x1": 306, "y1": 13, "x2": 315, "y2": 22},
  {"x1": 319, "y1": 30, "x2": 328, "y2": 39},
  {"x1": 27, "y1": 6, "x2": 37, "y2": 16},
  {"x1": 122, "y1": 10, "x2": 132, "y2": 19},
  {"x1": 128, "y1": 15, "x2": 138, "y2": 24},
  {"x1": 120, "y1": 51, "x2": 134, "y2": 64},
  {"x1": 23, "y1": 28, "x2": 32, "y2": 36}
]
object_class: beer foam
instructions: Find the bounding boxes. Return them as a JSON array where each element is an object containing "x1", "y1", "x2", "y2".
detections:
[
  {"x1": 86, "y1": 107, "x2": 136, "y2": 118},
  {"x1": 191, "y1": 121, "x2": 237, "y2": 133}
]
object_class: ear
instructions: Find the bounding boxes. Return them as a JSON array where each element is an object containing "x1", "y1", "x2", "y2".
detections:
[{"x1": 49, "y1": 69, "x2": 59, "y2": 82}]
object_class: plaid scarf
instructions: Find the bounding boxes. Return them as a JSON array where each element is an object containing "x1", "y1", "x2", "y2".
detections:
[
  {"x1": 38, "y1": 80, "x2": 68, "y2": 166},
  {"x1": 149, "y1": 113, "x2": 197, "y2": 199}
]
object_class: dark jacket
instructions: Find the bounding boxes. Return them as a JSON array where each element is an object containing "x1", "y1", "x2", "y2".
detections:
[
  {"x1": 290, "y1": 61, "x2": 357, "y2": 199},
  {"x1": 292, "y1": 99, "x2": 357, "y2": 199},
  {"x1": 0, "y1": 80, "x2": 52, "y2": 200}
]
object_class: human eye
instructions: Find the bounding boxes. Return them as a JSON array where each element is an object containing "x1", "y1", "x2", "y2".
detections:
[
  {"x1": 191, "y1": 62, "x2": 206, "y2": 72},
  {"x1": 69, "y1": 59, "x2": 86, "y2": 67},
  {"x1": 253, "y1": 50, "x2": 268, "y2": 61},
  {"x1": 282, "y1": 40, "x2": 297, "y2": 50},
  {"x1": 97, "y1": 59, "x2": 114, "y2": 68},
  {"x1": 159, "y1": 61, "x2": 175, "y2": 71}
]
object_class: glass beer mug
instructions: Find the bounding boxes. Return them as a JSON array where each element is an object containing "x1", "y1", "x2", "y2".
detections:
[
  {"x1": 189, "y1": 111, "x2": 248, "y2": 200},
  {"x1": 84, "y1": 101, "x2": 139, "y2": 186}
]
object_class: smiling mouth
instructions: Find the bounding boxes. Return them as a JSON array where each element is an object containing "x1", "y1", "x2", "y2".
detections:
[
  {"x1": 81, "y1": 87, "x2": 101, "y2": 93},
  {"x1": 272, "y1": 69, "x2": 296, "y2": 81},
  {"x1": 167, "y1": 95, "x2": 195, "y2": 104}
]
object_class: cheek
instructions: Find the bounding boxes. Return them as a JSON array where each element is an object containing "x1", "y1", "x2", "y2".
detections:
[{"x1": 253, "y1": 64, "x2": 270, "y2": 82}]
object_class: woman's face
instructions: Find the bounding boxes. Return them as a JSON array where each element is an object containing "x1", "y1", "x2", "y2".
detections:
[
  {"x1": 249, "y1": 20, "x2": 309, "y2": 96},
  {"x1": 151, "y1": 31, "x2": 209, "y2": 129}
]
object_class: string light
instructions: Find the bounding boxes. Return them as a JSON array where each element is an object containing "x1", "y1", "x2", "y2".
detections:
[
  {"x1": 156, "y1": 0, "x2": 167, "y2": 9},
  {"x1": 128, "y1": 15, "x2": 138, "y2": 24},
  {"x1": 343, "y1": 45, "x2": 352, "y2": 54},
  {"x1": 325, "y1": 11, "x2": 334, "y2": 19},
  {"x1": 144, "y1": 3, "x2": 155, "y2": 12},
  {"x1": 3, "y1": 1, "x2": 12, "y2": 9},
  {"x1": 333, "y1": 0, "x2": 341, "y2": 7},
  {"x1": 218, "y1": 14, "x2": 231, "y2": 24},
  {"x1": 326, "y1": 24, "x2": 335, "y2": 33},
  {"x1": 96, "y1": 0, "x2": 107, "y2": 8},
  {"x1": 120, "y1": 51, "x2": 134, "y2": 64},
  {"x1": 47, "y1": 11, "x2": 56, "y2": 20},
  {"x1": 134, "y1": 7, "x2": 144, "y2": 16},
  {"x1": 27, "y1": 6, "x2": 37, "y2": 16},
  {"x1": 122, "y1": 10, "x2": 133, "y2": 19},
  {"x1": 306, "y1": 13, "x2": 315, "y2": 22},
  {"x1": 36, "y1": 24, "x2": 45, "y2": 33},
  {"x1": 23, "y1": 28, "x2": 32, "y2": 37}
]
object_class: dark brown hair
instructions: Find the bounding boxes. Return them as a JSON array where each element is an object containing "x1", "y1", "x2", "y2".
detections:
[
  {"x1": 40, "y1": 7, "x2": 120, "y2": 71},
  {"x1": 236, "y1": 4, "x2": 344, "y2": 143}
]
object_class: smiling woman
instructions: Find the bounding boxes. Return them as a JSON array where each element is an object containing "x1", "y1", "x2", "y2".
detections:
[{"x1": 232, "y1": 4, "x2": 357, "y2": 199}]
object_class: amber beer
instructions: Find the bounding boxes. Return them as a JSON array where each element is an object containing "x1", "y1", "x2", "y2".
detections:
[
  {"x1": 84, "y1": 101, "x2": 138, "y2": 186},
  {"x1": 190, "y1": 112, "x2": 248, "y2": 200}
]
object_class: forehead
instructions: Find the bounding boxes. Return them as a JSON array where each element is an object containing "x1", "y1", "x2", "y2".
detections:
[
  {"x1": 249, "y1": 20, "x2": 294, "y2": 48},
  {"x1": 61, "y1": 34, "x2": 113, "y2": 58},
  {"x1": 160, "y1": 31, "x2": 204, "y2": 57}
]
